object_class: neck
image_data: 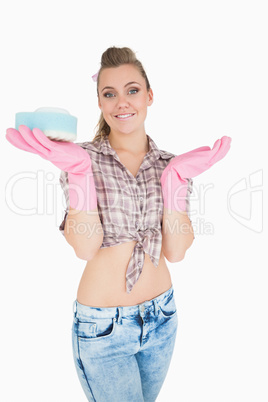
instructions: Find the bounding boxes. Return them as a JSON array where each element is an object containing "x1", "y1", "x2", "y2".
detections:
[{"x1": 108, "y1": 131, "x2": 149, "y2": 154}]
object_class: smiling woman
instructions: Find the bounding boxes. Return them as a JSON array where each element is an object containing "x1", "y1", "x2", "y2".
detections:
[
  {"x1": 56, "y1": 48, "x2": 230, "y2": 402},
  {"x1": 92, "y1": 47, "x2": 151, "y2": 142},
  {"x1": 97, "y1": 64, "x2": 153, "y2": 141},
  {"x1": 57, "y1": 46, "x2": 193, "y2": 401},
  {"x1": 8, "y1": 45, "x2": 230, "y2": 402}
]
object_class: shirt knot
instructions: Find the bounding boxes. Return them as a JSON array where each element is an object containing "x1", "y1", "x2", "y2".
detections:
[{"x1": 125, "y1": 229, "x2": 161, "y2": 294}]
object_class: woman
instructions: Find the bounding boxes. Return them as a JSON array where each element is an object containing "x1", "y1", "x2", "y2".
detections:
[{"x1": 6, "y1": 46, "x2": 231, "y2": 401}]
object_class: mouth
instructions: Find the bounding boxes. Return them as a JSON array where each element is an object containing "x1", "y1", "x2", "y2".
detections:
[{"x1": 114, "y1": 113, "x2": 135, "y2": 120}]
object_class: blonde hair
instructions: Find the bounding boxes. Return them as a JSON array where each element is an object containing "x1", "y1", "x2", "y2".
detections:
[{"x1": 92, "y1": 46, "x2": 150, "y2": 143}]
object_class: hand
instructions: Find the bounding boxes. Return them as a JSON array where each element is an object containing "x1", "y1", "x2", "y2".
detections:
[
  {"x1": 6, "y1": 125, "x2": 97, "y2": 210},
  {"x1": 6, "y1": 125, "x2": 91, "y2": 174},
  {"x1": 160, "y1": 136, "x2": 232, "y2": 211},
  {"x1": 162, "y1": 136, "x2": 232, "y2": 181}
]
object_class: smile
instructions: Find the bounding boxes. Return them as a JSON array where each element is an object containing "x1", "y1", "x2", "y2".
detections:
[{"x1": 114, "y1": 113, "x2": 135, "y2": 120}]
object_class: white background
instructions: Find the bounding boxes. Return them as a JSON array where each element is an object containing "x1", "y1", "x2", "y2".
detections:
[{"x1": 0, "y1": 0, "x2": 267, "y2": 401}]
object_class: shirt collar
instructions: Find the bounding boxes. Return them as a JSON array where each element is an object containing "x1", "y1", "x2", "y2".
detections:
[{"x1": 97, "y1": 134, "x2": 173, "y2": 161}]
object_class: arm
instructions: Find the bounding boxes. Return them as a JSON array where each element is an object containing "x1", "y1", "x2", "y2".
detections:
[
  {"x1": 6, "y1": 126, "x2": 102, "y2": 261},
  {"x1": 160, "y1": 166, "x2": 195, "y2": 262},
  {"x1": 64, "y1": 207, "x2": 104, "y2": 261},
  {"x1": 161, "y1": 208, "x2": 194, "y2": 263},
  {"x1": 160, "y1": 136, "x2": 232, "y2": 261}
]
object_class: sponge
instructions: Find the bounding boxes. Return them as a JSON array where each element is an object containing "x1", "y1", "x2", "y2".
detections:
[{"x1": 15, "y1": 107, "x2": 77, "y2": 142}]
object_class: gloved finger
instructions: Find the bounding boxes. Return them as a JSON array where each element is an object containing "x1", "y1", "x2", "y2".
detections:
[
  {"x1": 32, "y1": 127, "x2": 59, "y2": 150},
  {"x1": 32, "y1": 127, "x2": 77, "y2": 162},
  {"x1": 210, "y1": 136, "x2": 231, "y2": 165},
  {"x1": 218, "y1": 136, "x2": 231, "y2": 156},
  {"x1": 210, "y1": 138, "x2": 222, "y2": 155},
  {"x1": 6, "y1": 128, "x2": 39, "y2": 155},
  {"x1": 18, "y1": 125, "x2": 49, "y2": 157},
  {"x1": 169, "y1": 146, "x2": 211, "y2": 168},
  {"x1": 187, "y1": 145, "x2": 211, "y2": 153}
]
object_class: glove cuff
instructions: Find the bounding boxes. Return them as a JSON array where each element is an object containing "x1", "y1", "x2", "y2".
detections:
[
  {"x1": 160, "y1": 168, "x2": 188, "y2": 212},
  {"x1": 68, "y1": 172, "x2": 98, "y2": 211}
]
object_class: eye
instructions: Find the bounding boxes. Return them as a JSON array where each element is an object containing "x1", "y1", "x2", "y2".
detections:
[
  {"x1": 103, "y1": 92, "x2": 115, "y2": 98},
  {"x1": 129, "y1": 88, "x2": 139, "y2": 95}
]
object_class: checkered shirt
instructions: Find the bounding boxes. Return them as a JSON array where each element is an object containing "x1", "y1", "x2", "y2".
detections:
[{"x1": 59, "y1": 134, "x2": 192, "y2": 293}]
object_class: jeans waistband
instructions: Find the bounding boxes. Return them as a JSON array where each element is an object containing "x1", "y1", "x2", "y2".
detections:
[{"x1": 73, "y1": 285, "x2": 174, "y2": 321}]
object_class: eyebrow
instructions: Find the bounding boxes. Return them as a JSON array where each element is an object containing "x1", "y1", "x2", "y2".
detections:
[{"x1": 101, "y1": 81, "x2": 141, "y2": 93}]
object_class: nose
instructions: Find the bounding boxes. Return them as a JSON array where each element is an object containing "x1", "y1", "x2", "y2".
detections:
[{"x1": 116, "y1": 93, "x2": 129, "y2": 109}]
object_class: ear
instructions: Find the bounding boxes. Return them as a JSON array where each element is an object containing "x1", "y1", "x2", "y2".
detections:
[{"x1": 148, "y1": 88, "x2": 154, "y2": 106}]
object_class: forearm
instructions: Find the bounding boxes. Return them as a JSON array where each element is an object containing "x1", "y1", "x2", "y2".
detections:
[
  {"x1": 161, "y1": 207, "x2": 194, "y2": 263},
  {"x1": 64, "y1": 207, "x2": 103, "y2": 260}
]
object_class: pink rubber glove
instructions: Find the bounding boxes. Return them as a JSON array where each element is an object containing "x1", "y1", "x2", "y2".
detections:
[
  {"x1": 6, "y1": 125, "x2": 97, "y2": 211},
  {"x1": 161, "y1": 136, "x2": 232, "y2": 211}
]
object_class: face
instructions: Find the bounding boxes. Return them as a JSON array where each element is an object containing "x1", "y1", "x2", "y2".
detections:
[{"x1": 98, "y1": 64, "x2": 153, "y2": 137}]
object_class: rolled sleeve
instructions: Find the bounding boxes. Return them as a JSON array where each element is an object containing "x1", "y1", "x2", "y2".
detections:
[{"x1": 59, "y1": 170, "x2": 70, "y2": 236}]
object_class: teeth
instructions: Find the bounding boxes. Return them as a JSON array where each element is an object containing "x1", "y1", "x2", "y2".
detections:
[{"x1": 116, "y1": 113, "x2": 133, "y2": 118}]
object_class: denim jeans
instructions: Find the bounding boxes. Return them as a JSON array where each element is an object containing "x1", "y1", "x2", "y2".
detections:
[{"x1": 72, "y1": 285, "x2": 178, "y2": 402}]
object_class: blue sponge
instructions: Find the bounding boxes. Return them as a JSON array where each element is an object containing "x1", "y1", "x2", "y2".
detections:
[{"x1": 15, "y1": 107, "x2": 77, "y2": 142}]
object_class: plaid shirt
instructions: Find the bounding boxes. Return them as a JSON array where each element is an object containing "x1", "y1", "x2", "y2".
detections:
[{"x1": 59, "y1": 134, "x2": 192, "y2": 293}]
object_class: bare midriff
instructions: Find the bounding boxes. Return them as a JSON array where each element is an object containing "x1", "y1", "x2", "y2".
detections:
[
  {"x1": 76, "y1": 240, "x2": 172, "y2": 307},
  {"x1": 76, "y1": 147, "x2": 172, "y2": 307}
]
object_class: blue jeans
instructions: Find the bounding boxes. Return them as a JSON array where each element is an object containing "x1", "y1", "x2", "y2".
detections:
[{"x1": 72, "y1": 285, "x2": 178, "y2": 401}]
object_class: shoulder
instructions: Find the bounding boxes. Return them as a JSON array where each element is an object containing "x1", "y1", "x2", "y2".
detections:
[
  {"x1": 74, "y1": 140, "x2": 101, "y2": 153},
  {"x1": 147, "y1": 135, "x2": 175, "y2": 162},
  {"x1": 158, "y1": 148, "x2": 176, "y2": 160}
]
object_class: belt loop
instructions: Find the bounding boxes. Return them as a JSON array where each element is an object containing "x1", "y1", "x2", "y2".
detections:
[
  {"x1": 154, "y1": 299, "x2": 159, "y2": 315},
  {"x1": 73, "y1": 300, "x2": 77, "y2": 316},
  {"x1": 117, "y1": 307, "x2": 122, "y2": 325}
]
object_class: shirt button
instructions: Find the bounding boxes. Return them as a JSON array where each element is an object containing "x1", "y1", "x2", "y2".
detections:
[
  {"x1": 136, "y1": 176, "x2": 140, "y2": 181},
  {"x1": 138, "y1": 261, "x2": 142, "y2": 268},
  {"x1": 139, "y1": 197, "x2": 143, "y2": 202}
]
